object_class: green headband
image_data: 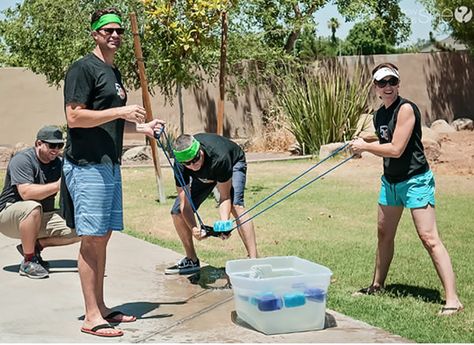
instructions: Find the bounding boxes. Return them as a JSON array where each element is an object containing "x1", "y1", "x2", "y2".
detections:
[
  {"x1": 91, "y1": 13, "x2": 122, "y2": 31},
  {"x1": 173, "y1": 139, "x2": 200, "y2": 163}
]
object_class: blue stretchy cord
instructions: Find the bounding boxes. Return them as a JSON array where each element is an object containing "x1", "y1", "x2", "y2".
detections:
[
  {"x1": 154, "y1": 128, "x2": 205, "y2": 227},
  {"x1": 234, "y1": 143, "x2": 350, "y2": 223},
  {"x1": 230, "y1": 154, "x2": 355, "y2": 231},
  {"x1": 154, "y1": 127, "x2": 354, "y2": 232}
]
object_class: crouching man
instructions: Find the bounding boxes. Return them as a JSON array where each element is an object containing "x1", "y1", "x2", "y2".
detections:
[
  {"x1": 0, "y1": 126, "x2": 79, "y2": 279},
  {"x1": 165, "y1": 133, "x2": 258, "y2": 275}
]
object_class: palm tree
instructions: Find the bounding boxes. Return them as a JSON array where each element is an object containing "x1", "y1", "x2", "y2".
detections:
[{"x1": 327, "y1": 17, "x2": 340, "y2": 44}]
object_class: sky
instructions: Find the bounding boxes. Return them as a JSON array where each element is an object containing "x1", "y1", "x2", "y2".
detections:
[
  {"x1": 313, "y1": 0, "x2": 450, "y2": 45},
  {"x1": 0, "y1": 0, "x2": 450, "y2": 45}
]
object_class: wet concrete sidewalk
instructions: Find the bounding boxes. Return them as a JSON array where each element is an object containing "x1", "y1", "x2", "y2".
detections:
[{"x1": 0, "y1": 232, "x2": 409, "y2": 343}]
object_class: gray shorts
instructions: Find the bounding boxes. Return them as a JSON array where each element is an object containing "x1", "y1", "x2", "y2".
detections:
[
  {"x1": 0, "y1": 200, "x2": 76, "y2": 239},
  {"x1": 171, "y1": 160, "x2": 247, "y2": 215}
]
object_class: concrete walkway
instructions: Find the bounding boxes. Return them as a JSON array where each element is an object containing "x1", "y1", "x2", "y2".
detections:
[{"x1": 0, "y1": 232, "x2": 410, "y2": 343}]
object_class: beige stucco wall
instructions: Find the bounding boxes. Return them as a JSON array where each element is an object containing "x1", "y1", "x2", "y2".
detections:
[
  {"x1": 1, "y1": 51, "x2": 472, "y2": 146},
  {"x1": 339, "y1": 51, "x2": 474, "y2": 125},
  {"x1": 0, "y1": 68, "x2": 264, "y2": 147}
]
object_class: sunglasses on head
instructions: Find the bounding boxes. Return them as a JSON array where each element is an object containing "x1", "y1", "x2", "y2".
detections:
[
  {"x1": 374, "y1": 77, "x2": 399, "y2": 88},
  {"x1": 43, "y1": 142, "x2": 64, "y2": 149},
  {"x1": 99, "y1": 27, "x2": 125, "y2": 35},
  {"x1": 183, "y1": 151, "x2": 201, "y2": 166}
]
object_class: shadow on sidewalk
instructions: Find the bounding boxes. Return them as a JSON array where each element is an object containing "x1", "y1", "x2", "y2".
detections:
[
  {"x1": 77, "y1": 301, "x2": 182, "y2": 321},
  {"x1": 3, "y1": 259, "x2": 78, "y2": 274}
]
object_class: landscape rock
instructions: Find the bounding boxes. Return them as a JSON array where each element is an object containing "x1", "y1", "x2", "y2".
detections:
[
  {"x1": 122, "y1": 146, "x2": 152, "y2": 162},
  {"x1": 422, "y1": 138, "x2": 442, "y2": 161},
  {"x1": 430, "y1": 119, "x2": 456, "y2": 134},
  {"x1": 319, "y1": 142, "x2": 347, "y2": 160},
  {"x1": 288, "y1": 142, "x2": 302, "y2": 155},
  {"x1": 232, "y1": 138, "x2": 251, "y2": 151},
  {"x1": 0, "y1": 146, "x2": 12, "y2": 163},
  {"x1": 356, "y1": 113, "x2": 375, "y2": 133},
  {"x1": 451, "y1": 118, "x2": 474, "y2": 131},
  {"x1": 422, "y1": 126, "x2": 440, "y2": 144}
]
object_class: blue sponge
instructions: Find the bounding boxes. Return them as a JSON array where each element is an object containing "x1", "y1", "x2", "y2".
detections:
[
  {"x1": 283, "y1": 292, "x2": 306, "y2": 308},
  {"x1": 304, "y1": 288, "x2": 326, "y2": 302},
  {"x1": 213, "y1": 220, "x2": 233, "y2": 232}
]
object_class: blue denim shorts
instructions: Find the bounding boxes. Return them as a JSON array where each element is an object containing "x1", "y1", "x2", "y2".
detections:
[
  {"x1": 171, "y1": 160, "x2": 247, "y2": 215},
  {"x1": 63, "y1": 158, "x2": 123, "y2": 236},
  {"x1": 378, "y1": 169, "x2": 435, "y2": 208}
]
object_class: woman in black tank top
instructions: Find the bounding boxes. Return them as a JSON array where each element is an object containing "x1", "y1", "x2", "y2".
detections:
[{"x1": 349, "y1": 63, "x2": 463, "y2": 316}]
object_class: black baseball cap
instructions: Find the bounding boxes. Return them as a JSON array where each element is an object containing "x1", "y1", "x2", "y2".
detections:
[{"x1": 36, "y1": 126, "x2": 64, "y2": 144}]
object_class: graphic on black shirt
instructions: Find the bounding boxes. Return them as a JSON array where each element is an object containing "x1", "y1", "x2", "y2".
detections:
[
  {"x1": 63, "y1": 53, "x2": 126, "y2": 165},
  {"x1": 373, "y1": 96, "x2": 428, "y2": 183}
]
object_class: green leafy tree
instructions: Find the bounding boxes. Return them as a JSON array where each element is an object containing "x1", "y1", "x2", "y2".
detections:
[
  {"x1": 0, "y1": 0, "x2": 232, "y2": 134},
  {"x1": 0, "y1": 0, "x2": 144, "y2": 88},
  {"x1": 239, "y1": 0, "x2": 326, "y2": 54},
  {"x1": 295, "y1": 29, "x2": 338, "y2": 59},
  {"x1": 144, "y1": 0, "x2": 232, "y2": 132},
  {"x1": 420, "y1": 0, "x2": 474, "y2": 51},
  {"x1": 143, "y1": 0, "x2": 228, "y2": 95},
  {"x1": 343, "y1": 18, "x2": 396, "y2": 55},
  {"x1": 337, "y1": 0, "x2": 411, "y2": 47}
]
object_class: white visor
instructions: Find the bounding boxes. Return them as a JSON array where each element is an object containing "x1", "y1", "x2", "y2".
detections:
[{"x1": 373, "y1": 67, "x2": 400, "y2": 81}]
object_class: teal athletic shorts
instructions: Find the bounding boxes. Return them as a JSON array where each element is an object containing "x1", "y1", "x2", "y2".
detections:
[{"x1": 378, "y1": 169, "x2": 435, "y2": 208}]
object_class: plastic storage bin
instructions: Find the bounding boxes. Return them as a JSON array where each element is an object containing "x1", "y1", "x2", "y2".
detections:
[{"x1": 225, "y1": 256, "x2": 332, "y2": 334}]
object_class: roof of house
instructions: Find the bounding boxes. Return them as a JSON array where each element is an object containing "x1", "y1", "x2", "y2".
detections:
[{"x1": 420, "y1": 36, "x2": 468, "y2": 52}]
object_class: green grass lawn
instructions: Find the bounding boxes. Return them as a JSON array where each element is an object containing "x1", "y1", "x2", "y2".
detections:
[{"x1": 2, "y1": 158, "x2": 472, "y2": 342}]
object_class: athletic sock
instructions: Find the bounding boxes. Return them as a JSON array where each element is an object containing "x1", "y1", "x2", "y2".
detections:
[{"x1": 24, "y1": 253, "x2": 35, "y2": 262}]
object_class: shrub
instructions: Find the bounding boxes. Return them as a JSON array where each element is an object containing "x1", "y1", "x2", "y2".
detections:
[{"x1": 274, "y1": 61, "x2": 372, "y2": 154}]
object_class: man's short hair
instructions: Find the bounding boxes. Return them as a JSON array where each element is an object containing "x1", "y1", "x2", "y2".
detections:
[
  {"x1": 91, "y1": 7, "x2": 122, "y2": 26},
  {"x1": 174, "y1": 134, "x2": 196, "y2": 151}
]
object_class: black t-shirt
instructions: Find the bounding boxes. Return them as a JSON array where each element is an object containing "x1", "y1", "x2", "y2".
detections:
[
  {"x1": 373, "y1": 96, "x2": 428, "y2": 183},
  {"x1": 0, "y1": 147, "x2": 62, "y2": 212},
  {"x1": 63, "y1": 53, "x2": 127, "y2": 165},
  {"x1": 174, "y1": 133, "x2": 246, "y2": 186}
]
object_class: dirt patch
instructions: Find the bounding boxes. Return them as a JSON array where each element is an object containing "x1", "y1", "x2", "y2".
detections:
[{"x1": 430, "y1": 131, "x2": 474, "y2": 176}]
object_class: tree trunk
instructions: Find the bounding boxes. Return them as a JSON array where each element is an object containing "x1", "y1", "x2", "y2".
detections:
[
  {"x1": 177, "y1": 83, "x2": 184, "y2": 134},
  {"x1": 284, "y1": 30, "x2": 300, "y2": 54},
  {"x1": 217, "y1": 10, "x2": 228, "y2": 136}
]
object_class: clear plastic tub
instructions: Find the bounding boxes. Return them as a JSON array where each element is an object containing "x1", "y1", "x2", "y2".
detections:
[{"x1": 225, "y1": 256, "x2": 332, "y2": 334}]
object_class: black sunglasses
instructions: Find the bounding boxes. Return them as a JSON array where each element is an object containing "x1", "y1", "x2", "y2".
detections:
[
  {"x1": 43, "y1": 142, "x2": 64, "y2": 149},
  {"x1": 99, "y1": 28, "x2": 125, "y2": 35},
  {"x1": 374, "y1": 77, "x2": 399, "y2": 88},
  {"x1": 183, "y1": 151, "x2": 201, "y2": 166}
]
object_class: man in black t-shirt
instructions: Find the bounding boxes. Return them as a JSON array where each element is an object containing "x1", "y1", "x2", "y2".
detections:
[
  {"x1": 165, "y1": 133, "x2": 258, "y2": 275},
  {"x1": 0, "y1": 126, "x2": 79, "y2": 279},
  {"x1": 62, "y1": 7, "x2": 163, "y2": 337}
]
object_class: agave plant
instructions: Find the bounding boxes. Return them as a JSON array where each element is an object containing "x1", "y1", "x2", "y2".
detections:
[{"x1": 275, "y1": 61, "x2": 372, "y2": 155}]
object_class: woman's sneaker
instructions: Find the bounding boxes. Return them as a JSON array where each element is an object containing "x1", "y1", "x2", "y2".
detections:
[
  {"x1": 19, "y1": 256, "x2": 49, "y2": 279},
  {"x1": 165, "y1": 257, "x2": 200, "y2": 275}
]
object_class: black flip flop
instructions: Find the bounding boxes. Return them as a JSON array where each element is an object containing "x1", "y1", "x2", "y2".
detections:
[{"x1": 81, "y1": 323, "x2": 123, "y2": 337}]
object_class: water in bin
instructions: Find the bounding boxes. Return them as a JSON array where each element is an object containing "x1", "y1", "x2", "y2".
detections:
[
  {"x1": 226, "y1": 256, "x2": 332, "y2": 334},
  {"x1": 248, "y1": 264, "x2": 304, "y2": 279}
]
